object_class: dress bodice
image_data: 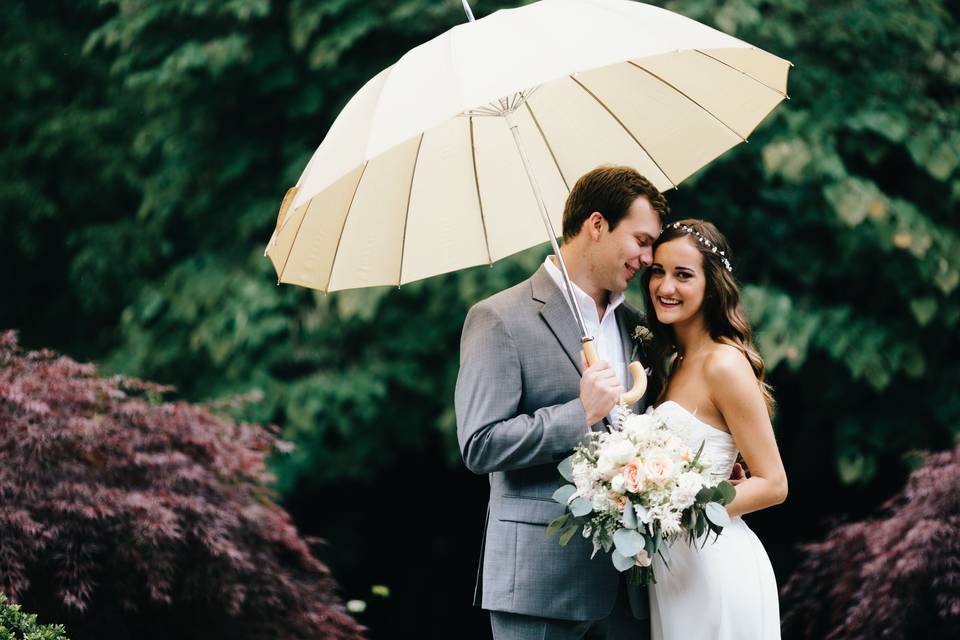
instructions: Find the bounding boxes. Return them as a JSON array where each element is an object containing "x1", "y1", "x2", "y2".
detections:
[{"x1": 653, "y1": 401, "x2": 739, "y2": 484}]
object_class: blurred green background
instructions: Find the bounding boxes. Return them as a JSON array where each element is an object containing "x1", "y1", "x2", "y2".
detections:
[{"x1": 2, "y1": 0, "x2": 958, "y2": 636}]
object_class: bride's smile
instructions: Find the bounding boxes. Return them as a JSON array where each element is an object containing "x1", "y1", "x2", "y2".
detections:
[{"x1": 648, "y1": 235, "x2": 707, "y2": 326}]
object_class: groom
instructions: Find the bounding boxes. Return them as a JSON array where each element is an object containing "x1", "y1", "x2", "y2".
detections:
[{"x1": 455, "y1": 165, "x2": 669, "y2": 639}]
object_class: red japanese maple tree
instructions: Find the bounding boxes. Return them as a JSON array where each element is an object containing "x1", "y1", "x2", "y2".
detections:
[
  {"x1": 0, "y1": 331, "x2": 364, "y2": 639},
  {"x1": 780, "y1": 444, "x2": 960, "y2": 639}
]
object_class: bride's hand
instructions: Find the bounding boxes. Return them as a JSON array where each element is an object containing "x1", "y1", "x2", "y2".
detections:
[{"x1": 729, "y1": 463, "x2": 746, "y2": 486}]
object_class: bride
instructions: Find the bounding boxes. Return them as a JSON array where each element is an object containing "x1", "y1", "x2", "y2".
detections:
[{"x1": 640, "y1": 219, "x2": 787, "y2": 640}]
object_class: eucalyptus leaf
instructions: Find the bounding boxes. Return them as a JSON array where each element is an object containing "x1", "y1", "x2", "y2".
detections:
[
  {"x1": 705, "y1": 502, "x2": 731, "y2": 529},
  {"x1": 695, "y1": 486, "x2": 716, "y2": 503},
  {"x1": 611, "y1": 550, "x2": 635, "y2": 572},
  {"x1": 658, "y1": 541, "x2": 671, "y2": 566},
  {"x1": 558, "y1": 456, "x2": 575, "y2": 483},
  {"x1": 552, "y1": 484, "x2": 577, "y2": 505},
  {"x1": 546, "y1": 514, "x2": 571, "y2": 539},
  {"x1": 613, "y1": 529, "x2": 645, "y2": 557},
  {"x1": 621, "y1": 501, "x2": 638, "y2": 529},
  {"x1": 644, "y1": 534, "x2": 656, "y2": 558},
  {"x1": 570, "y1": 496, "x2": 593, "y2": 517},
  {"x1": 558, "y1": 523, "x2": 579, "y2": 546},
  {"x1": 717, "y1": 481, "x2": 737, "y2": 504}
]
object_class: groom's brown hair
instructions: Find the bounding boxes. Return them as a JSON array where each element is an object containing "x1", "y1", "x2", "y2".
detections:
[{"x1": 561, "y1": 165, "x2": 670, "y2": 241}]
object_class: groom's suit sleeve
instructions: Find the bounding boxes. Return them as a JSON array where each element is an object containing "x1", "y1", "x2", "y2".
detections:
[{"x1": 455, "y1": 302, "x2": 589, "y2": 475}]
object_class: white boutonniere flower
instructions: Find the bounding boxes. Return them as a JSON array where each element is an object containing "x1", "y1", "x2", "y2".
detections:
[{"x1": 630, "y1": 324, "x2": 654, "y2": 363}]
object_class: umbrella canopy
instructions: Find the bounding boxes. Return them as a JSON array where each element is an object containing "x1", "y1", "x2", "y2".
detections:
[{"x1": 266, "y1": 0, "x2": 790, "y2": 292}]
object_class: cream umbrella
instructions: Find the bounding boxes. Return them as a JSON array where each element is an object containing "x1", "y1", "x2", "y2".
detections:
[{"x1": 265, "y1": 0, "x2": 790, "y2": 403}]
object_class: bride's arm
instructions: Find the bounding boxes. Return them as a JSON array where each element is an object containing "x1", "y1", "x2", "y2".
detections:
[{"x1": 705, "y1": 348, "x2": 787, "y2": 518}]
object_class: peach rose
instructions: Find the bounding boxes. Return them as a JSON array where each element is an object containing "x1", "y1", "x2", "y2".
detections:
[
  {"x1": 644, "y1": 456, "x2": 672, "y2": 486},
  {"x1": 611, "y1": 494, "x2": 629, "y2": 511},
  {"x1": 622, "y1": 459, "x2": 646, "y2": 493}
]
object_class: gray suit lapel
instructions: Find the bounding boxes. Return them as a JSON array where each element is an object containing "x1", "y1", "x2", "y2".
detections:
[{"x1": 531, "y1": 266, "x2": 583, "y2": 374}]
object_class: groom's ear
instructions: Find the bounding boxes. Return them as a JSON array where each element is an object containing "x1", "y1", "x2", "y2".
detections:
[{"x1": 586, "y1": 211, "x2": 605, "y2": 240}]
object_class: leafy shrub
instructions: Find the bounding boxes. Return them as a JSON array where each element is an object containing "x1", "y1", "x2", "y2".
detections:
[
  {"x1": 781, "y1": 443, "x2": 960, "y2": 639},
  {"x1": 0, "y1": 332, "x2": 363, "y2": 639},
  {"x1": 0, "y1": 593, "x2": 68, "y2": 640}
]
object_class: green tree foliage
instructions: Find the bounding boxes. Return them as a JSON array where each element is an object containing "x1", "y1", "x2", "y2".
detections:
[
  {"x1": 2, "y1": 0, "x2": 958, "y2": 496},
  {"x1": 0, "y1": 593, "x2": 68, "y2": 640}
]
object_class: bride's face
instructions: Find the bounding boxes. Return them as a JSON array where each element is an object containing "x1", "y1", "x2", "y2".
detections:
[{"x1": 648, "y1": 236, "x2": 706, "y2": 326}]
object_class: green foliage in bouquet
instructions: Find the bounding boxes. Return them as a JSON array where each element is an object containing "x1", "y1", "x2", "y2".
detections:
[
  {"x1": 0, "y1": 593, "x2": 68, "y2": 640},
  {"x1": 547, "y1": 420, "x2": 738, "y2": 585}
]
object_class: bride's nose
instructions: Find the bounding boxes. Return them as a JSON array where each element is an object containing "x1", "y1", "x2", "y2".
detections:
[{"x1": 657, "y1": 277, "x2": 676, "y2": 295}]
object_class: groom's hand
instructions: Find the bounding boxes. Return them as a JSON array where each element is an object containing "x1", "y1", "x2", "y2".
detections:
[{"x1": 579, "y1": 353, "x2": 624, "y2": 428}]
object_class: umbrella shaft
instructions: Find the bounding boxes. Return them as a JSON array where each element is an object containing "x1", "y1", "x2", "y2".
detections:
[{"x1": 505, "y1": 114, "x2": 591, "y2": 342}]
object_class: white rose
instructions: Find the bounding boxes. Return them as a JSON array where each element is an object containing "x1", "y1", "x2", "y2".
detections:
[
  {"x1": 604, "y1": 436, "x2": 637, "y2": 465},
  {"x1": 596, "y1": 455, "x2": 618, "y2": 480},
  {"x1": 622, "y1": 414, "x2": 655, "y2": 443},
  {"x1": 644, "y1": 454, "x2": 675, "y2": 486},
  {"x1": 677, "y1": 471, "x2": 705, "y2": 494},
  {"x1": 591, "y1": 492, "x2": 615, "y2": 512},
  {"x1": 610, "y1": 474, "x2": 626, "y2": 494},
  {"x1": 671, "y1": 471, "x2": 705, "y2": 506}
]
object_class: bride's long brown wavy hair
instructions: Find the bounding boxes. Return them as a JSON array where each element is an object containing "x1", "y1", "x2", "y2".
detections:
[{"x1": 641, "y1": 219, "x2": 776, "y2": 416}]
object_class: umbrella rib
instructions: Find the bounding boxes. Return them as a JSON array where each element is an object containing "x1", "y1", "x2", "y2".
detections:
[
  {"x1": 694, "y1": 49, "x2": 789, "y2": 98},
  {"x1": 569, "y1": 75, "x2": 677, "y2": 190},
  {"x1": 470, "y1": 116, "x2": 493, "y2": 265},
  {"x1": 324, "y1": 161, "x2": 369, "y2": 292},
  {"x1": 524, "y1": 101, "x2": 570, "y2": 193},
  {"x1": 277, "y1": 199, "x2": 311, "y2": 285},
  {"x1": 626, "y1": 60, "x2": 748, "y2": 142},
  {"x1": 398, "y1": 133, "x2": 425, "y2": 286}
]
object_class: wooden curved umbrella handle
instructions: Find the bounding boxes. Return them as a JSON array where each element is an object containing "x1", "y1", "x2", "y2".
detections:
[{"x1": 581, "y1": 338, "x2": 647, "y2": 406}]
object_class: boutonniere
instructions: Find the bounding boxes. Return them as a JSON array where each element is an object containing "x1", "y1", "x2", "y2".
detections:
[{"x1": 630, "y1": 324, "x2": 654, "y2": 363}]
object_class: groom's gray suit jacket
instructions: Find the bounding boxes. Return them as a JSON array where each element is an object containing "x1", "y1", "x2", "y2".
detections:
[{"x1": 455, "y1": 265, "x2": 648, "y2": 622}]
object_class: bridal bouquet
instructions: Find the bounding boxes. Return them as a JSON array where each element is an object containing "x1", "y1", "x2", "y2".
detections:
[{"x1": 547, "y1": 411, "x2": 735, "y2": 585}]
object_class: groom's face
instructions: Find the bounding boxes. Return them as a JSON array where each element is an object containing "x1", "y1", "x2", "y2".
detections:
[{"x1": 590, "y1": 196, "x2": 661, "y2": 293}]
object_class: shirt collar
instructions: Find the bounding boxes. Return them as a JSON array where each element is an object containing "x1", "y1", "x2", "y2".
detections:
[{"x1": 543, "y1": 255, "x2": 624, "y2": 322}]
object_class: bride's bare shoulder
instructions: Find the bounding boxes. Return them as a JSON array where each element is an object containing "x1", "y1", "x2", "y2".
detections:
[{"x1": 702, "y1": 342, "x2": 753, "y2": 384}]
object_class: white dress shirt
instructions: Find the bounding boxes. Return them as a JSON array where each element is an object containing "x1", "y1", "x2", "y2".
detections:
[{"x1": 543, "y1": 255, "x2": 631, "y2": 426}]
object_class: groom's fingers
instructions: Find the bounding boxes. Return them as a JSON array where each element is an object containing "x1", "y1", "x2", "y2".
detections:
[{"x1": 580, "y1": 357, "x2": 626, "y2": 426}]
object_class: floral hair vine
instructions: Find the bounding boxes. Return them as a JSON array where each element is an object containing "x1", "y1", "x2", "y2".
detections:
[{"x1": 664, "y1": 222, "x2": 733, "y2": 273}]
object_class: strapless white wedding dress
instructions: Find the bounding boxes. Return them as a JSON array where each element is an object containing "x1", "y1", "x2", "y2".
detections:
[{"x1": 648, "y1": 401, "x2": 781, "y2": 640}]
